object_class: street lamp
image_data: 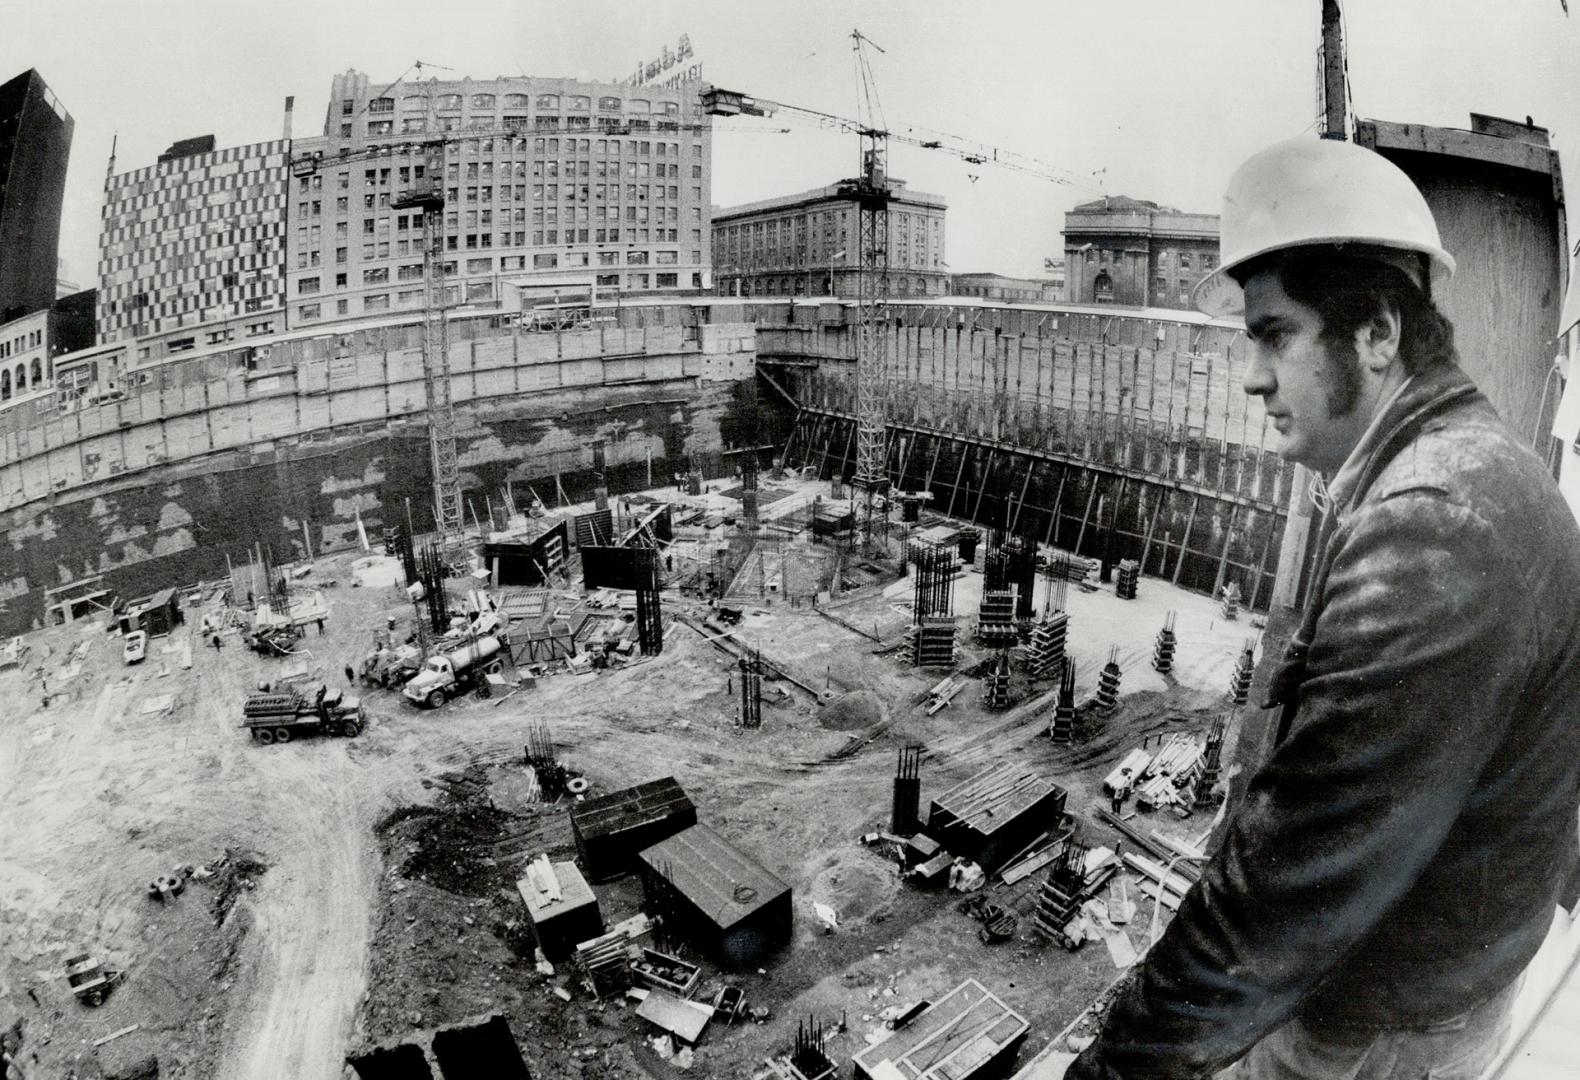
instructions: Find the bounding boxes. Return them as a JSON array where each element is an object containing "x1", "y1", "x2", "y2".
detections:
[{"x1": 828, "y1": 250, "x2": 846, "y2": 297}]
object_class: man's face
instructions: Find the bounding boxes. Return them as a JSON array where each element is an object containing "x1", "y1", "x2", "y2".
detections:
[{"x1": 1242, "y1": 270, "x2": 1372, "y2": 474}]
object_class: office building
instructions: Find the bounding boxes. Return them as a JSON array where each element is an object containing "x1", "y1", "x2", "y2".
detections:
[
  {"x1": 1063, "y1": 196, "x2": 1218, "y2": 309},
  {"x1": 286, "y1": 70, "x2": 712, "y2": 324},
  {"x1": 711, "y1": 179, "x2": 946, "y2": 298},
  {"x1": 0, "y1": 69, "x2": 74, "y2": 324},
  {"x1": 97, "y1": 132, "x2": 291, "y2": 346}
]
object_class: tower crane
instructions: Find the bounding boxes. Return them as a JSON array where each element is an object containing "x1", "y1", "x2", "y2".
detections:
[{"x1": 702, "y1": 31, "x2": 1094, "y2": 550}]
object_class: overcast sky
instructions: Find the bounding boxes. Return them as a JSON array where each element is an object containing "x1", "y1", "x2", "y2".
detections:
[{"x1": 7, "y1": 0, "x2": 1578, "y2": 285}]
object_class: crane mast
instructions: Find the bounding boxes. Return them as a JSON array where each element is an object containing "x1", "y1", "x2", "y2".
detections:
[
  {"x1": 391, "y1": 145, "x2": 462, "y2": 541},
  {"x1": 849, "y1": 130, "x2": 891, "y2": 545}
]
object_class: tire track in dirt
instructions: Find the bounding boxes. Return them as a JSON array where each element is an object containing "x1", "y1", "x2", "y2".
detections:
[{"x1": 218, "y1": 745, "x2": 378, "y2": 1080}]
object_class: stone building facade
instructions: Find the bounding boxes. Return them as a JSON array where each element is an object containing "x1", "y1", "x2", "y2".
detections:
[
  {"x1": 1063, "y1": 196, "x2": 1218, "y2": 310},
  {"x1": 287, "y1": 70, "x2": 713, "y2": 325},
  {"x1": 711, "y1": 179, "x2": 946, "y2": 298}
]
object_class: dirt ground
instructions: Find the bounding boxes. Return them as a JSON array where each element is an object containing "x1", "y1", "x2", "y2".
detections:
[{"x1": 0, "y1": 477, "x2": 1258, "y2": 1079}]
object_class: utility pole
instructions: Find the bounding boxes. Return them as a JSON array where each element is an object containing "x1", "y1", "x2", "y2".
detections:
[{"x1": 1320, "y1": 0, "x2": 1347, "y2": 141}]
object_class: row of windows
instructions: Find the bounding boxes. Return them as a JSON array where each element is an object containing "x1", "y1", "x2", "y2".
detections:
[
  {"x1": 0, "y1": 329, "x2": 44, "y2": 359},
  {"x1": 294, "y1": 270, "x2": 694, "y2": 322},
  {"x1": 350, "y1": 93, "x2": 684, "y2": 116},
  {"x1": 295, "y1": 247, "x2": 701, "y2": 294}
]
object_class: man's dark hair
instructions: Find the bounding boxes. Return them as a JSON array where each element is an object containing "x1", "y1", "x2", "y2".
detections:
[{"x1": 1233, "y1": 248, "x2": 1459, "y2": 378}]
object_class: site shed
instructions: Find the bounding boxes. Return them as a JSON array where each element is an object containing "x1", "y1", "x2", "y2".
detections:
[
  {"x1": 851, "y1": 978, "x2": 1029, "y2": 1080},
  {"x1": 516, "y1": 860, "x2": 603, "y2": 962},
  {"x1": 926, "y1": 763, "x2": 1067, "y2": 877},
  {"x1": 571, "y1": 777, "x2": 697, "y2": 882},
  {"x1": 636, "y1": 822, "x2": 792, "y2": 969}
]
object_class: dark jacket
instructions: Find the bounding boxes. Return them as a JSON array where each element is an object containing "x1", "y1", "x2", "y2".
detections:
[{"x1": 1070, "y1": 363, "x2": 1580, "y2": 1080}]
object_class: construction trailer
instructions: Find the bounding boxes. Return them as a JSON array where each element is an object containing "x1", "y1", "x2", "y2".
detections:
[
  {"x1": 850, "y1": 978, "x2": 1030, "y2": 1080},
  {"x1": 516, "y1": 860, "x2": 603, "y2": 963},
  {"x1": 118, "y1": 587, "x2": 184, "y2": 637},
  {"x1": 636, "y1": 822, "x2": 792, "y2": 970},
  {"x1": 481, "y1": 519, "x2": 570, "y2": 587},
  {"x1": 926, "y1": 763, "x2": 1068, "y2": 877},
  {"x1": 571, "y1": 777, "x2": 698, "y2": 882}
]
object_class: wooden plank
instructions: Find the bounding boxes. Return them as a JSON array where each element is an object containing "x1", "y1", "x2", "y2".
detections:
[{"x1": 1000, "y1": 846, "x2": 1062, "y2": 886}]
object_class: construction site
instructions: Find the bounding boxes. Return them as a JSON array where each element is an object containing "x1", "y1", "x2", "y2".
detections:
[{"x1": 3, "y1": 4, "x2": 1579, "y2": 1080}]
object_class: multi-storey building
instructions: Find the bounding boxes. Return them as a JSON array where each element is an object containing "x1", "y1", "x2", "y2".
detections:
[
  {"x1": 949, "y1": 272, "x2": 1053, "y2": 303},
  {"x1": 0, "y1": 288, "x2": 95, "y2": 404},
  {"x1": 711, "y1": 179, "x2": 946, "y2": 299},
  {"x1": 286, "y1": 70, "x2": 712, "y2": 325},
  {"x1": 97, "y1": 131, "x2": 291, "y2": 346},
  {"x1": 1062, "y1": 196, "x2": 1218, "y2": 310},
  {"x1": 0, "y1": 69, "x2": 74, "y2": 325}
]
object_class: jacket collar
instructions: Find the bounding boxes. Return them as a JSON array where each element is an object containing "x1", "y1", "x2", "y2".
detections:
[{"x1": 1322, "y1": 363, "x2": 1479, "y2": 518}]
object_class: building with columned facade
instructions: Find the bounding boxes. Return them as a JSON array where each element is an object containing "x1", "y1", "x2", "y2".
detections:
[
  {"x1": 1062, "y1": 196, "x2": 1218, "y2": 310},
  {"x1": 711, "y1": 179, "x2": 946, "y2": 298}
]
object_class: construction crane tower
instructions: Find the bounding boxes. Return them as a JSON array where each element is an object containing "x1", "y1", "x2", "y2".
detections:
[
  {"x1": 847, "y1": 30, "x2": 893, "y2": 548},
  {"x1": 390, "y1": 144, "x2": 463, "y2": 540}
]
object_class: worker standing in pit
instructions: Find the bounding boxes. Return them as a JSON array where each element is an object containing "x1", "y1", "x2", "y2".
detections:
[{"x1": 1067, "y1": 138, "x2": 1580, "y2": 1080}]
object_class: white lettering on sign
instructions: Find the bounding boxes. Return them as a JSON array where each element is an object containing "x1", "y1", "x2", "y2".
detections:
[{"x1": 626, "y1": 34, "x2": 696, "y2": 86}]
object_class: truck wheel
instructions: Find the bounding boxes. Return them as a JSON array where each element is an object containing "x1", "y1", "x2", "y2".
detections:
[
  {"x1": 485, "y1": 661, "x2": 503, "y2": 675},
  {"x1": 274, "y1": 727, "x2": 293, "y2": 744},
  {"x1": 256, "y1": 728, "x2": 275, "y2": 745},
  {"x1": 340, "y1": 718, "x2": 362, "y2": 737},
  {"x1": 426, "y1": 689, "x2": 445, "y2": 709}
]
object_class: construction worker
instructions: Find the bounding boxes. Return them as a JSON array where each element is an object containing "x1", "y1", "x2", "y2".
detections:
[{"x1": 1068, "y1": 138, "x2": 1580, "y2": 1080}]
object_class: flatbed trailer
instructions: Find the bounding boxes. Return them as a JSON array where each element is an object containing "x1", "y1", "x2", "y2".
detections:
[{"x1": 242, "y1": 684, "x2": 365, "y2": 744}]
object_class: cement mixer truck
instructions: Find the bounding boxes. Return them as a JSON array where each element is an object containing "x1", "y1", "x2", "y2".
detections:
[{"x1": 402, "y1": 634, "x2": 505, "y2": 708}]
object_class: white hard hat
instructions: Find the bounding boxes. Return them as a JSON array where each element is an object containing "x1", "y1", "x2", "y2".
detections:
[{"x1": 1193, "y1": 138, "x2": 1455, "y2": 318}]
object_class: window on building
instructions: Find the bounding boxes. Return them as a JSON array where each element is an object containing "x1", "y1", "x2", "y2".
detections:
[
  {"x1": 364, "y1": 293, "x2": 390, "y2": 312},
  {"x1": 466, "y1": 257, "x2": 492, "y2": 272},
  {"x1": 364, "y1": 267, "x2": 389, "y2": 285},
  {"x1": 402, "y1": 94, "x2": 427, "y2": 111},
  {"x1": 536, "y1": 94, "x2": 560, "y2": 108},
  {"x1": 472, "y1": 93, "x2": 495, "y2": 109},
  {"x1": 533, "y1": 253, "x2": 558, "y2": 269},
  {"x1": 298, "y1": 277, "x2": 321, "y2": 295},
  {"x1": 656, "y1": 272, "x2": 678, "y2": 287},
  {"x1": 1180, "y1": 252, "x2": 1192, "y2": 270},
  {"x1": 436, "y1": 94, "x2": 462, "y2": 110},
  {"x1": 300, "y1": 303, "x2": 322, "y2": 321},
  {"x1": 599, "y1": 96, "x2": 621, "y2": 112},
  {"x1": 369, "y1": 97, "x2": 394, "y2": 113},
  {"x1": 504, "y1": 93, "x2": 529, "y2": 108}
]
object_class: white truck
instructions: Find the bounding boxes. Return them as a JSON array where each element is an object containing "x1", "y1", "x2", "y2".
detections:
[{"x1": 402, "y1": 634, "x2": 505, "y2": 708}]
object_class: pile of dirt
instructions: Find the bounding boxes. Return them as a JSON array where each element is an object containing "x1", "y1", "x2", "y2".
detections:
[
  {"x1": 819, "y1": 689, "x2": 883, "y2": 731},
  {"x1": 388, "y1": 772, "x2": 523, "y2": 897}
]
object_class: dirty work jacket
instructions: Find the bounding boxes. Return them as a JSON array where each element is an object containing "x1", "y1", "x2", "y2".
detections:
[{"x1": 1068, "y1": 362, "x2": 1580, "y2": 1080}]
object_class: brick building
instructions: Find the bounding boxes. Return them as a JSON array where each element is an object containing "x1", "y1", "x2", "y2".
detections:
[
  {"x1": 286, "y1": 70, "x2": 712, "y2": 325},
  {"x1": 1063, "y1": 196, "x2": 1218, "y2": 310},
  {"x1": 711, "y1": 179, "x2": 946, "y2": 298}
]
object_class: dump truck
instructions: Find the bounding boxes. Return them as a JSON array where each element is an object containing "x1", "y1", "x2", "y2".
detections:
[
  {"x1": 242, "y1": 683, "x2": 365, "y2": 744},
  {"x1": 402, "y1": 634, "x2": 504, "y2": 708}
]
